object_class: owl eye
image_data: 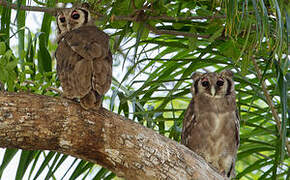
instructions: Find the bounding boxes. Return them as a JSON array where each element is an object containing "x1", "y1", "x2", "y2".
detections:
[
  {"x1": 201, "y1": 80, "x2": 210, "y2": 87},
  {"x1": 71, "y1": 11, "x2": 80, "y2": 19},
  {"x1": 59, "y1": 17, "x2": 65, "y2": 23},
  {"x1": 216, "y1": 80, "x2": 224, "y2": 86}
]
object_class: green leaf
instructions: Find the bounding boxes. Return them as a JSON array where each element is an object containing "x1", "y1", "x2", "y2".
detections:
[
  {"x1": 173, "y1": 23, "x2": 184, "y2": 30},
  {"x1": 69, "y1": 160, "x2": 94, "y2": 180},
  {"x1": 188, "y1": 37, "x2": 197, "y2": 51},
  {"x1": 45, "y1": 154, "x2": 68, "y2": 179},
  {"x1": 217, "y1": 40, "x2": 240, "y2": 60},
  {"x1": 61, "y1": 158, "x2": 78, "y2": 180},
  {"x1": 16, "y1": 150, "x2": 37, "y2": 179},
  {"x1": 196, "y1": 7, "x2": 212, "y2": 17},
  {"x1": 33, "y1": 151, "x2": 56, "y2": 180},
  {"x1": 0, "y1": 149, "x2": 18, "y2": 178},
  {"x1": 37, "y1": 0, "x2": 55, "y2": 73},
  {"x1": 28, "y1": 151, "x2": 41, "y2": 180},
  {"x1": 0, "y1": 42, "x2": 6, "y2": 55},
  {"x1": 0, "y1": 1, "x2": 11, "y2": 46},
  {"x1": 274, "y1": 60, "x2": 288, "y2": 161},
  {"x1": 17, "y1": 0, "x2": 26, "y2": 70},
  {"x1": 6, "y1": 58, "x2": 18, "y2": 70},
  {"x1": 208, "y1": 27, "x2": 224, "y2": 43},
  {"x1": 38, "y1": 45, "x2": 52, "y2": 73},
  {"x1": 92, "y1": 167, "x2": 109, "y2": 179}
]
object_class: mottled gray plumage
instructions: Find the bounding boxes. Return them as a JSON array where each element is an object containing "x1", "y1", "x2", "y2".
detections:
[
  {"x1": 55, "y1": 4, "x2": 112, "y2": 110},
  {"x1": 181, "y1": 70, "x2": 240, "y2": 179}
]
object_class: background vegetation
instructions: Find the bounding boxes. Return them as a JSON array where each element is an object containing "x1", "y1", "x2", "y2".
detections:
[{"x1": 0, "y1": 0, "x2": 289, "y2": 179}]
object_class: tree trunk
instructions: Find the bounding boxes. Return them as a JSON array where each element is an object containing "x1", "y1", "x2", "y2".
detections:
[{"x1": 0, "y1": 92, "x2": 224, "y2": 180}]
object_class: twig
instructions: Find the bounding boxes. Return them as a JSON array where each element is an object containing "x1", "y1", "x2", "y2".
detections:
[
  {"x1": 0, "y1": 0, "x2": 225, "y2": 21},
  {"x1": 0, "y1": 0, "x2": 62, "y2": 15},
  {"x1": 145, "y1": 23, "x2": 210, "y2": 38},
  {"x1": 111, "y1": 14, "x2": 225, "y2": 22},
  {"x1": 0, "y1": 0, "x2": 223, "y2": 38},
  {"x1": 251, "y1": 59, "x2": 281, "y2": 130},
  {"x1": 148, "y1": 15, "x2": 226, "y2": 21},
  {"x1": 131, "y1": 0, "x2": 136, "y2": 9},
  {"x1": 252, "y1": 58, "x2": 290, "y2": 154}
]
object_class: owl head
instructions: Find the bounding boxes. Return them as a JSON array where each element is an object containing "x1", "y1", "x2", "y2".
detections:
[
  {"x1": 190, "y1": 70, "x2": 234, "y2": 98},
  {"x1": 56, "y1": 3, "x2": 93, "y2": 37}
]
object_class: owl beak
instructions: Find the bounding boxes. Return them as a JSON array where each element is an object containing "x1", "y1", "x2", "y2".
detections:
[
  {"x1": 67, "y1": 25, "x2": 72, "y2": 31},
  {"x1": 211, "y1": 86, "x2": 216, "y2": 96}
]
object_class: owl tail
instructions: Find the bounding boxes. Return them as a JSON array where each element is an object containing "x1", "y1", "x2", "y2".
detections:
[{"x1": 80, "y1": 91, "x2": 102, "y2": 110}]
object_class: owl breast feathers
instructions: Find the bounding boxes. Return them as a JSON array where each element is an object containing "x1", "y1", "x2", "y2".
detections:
[
  {"x1": 55, "y1": 5, "x2": 112, "y2": 110},
  {"x1": 181, "y1": 70, "x2": 240, "y2": 179}
]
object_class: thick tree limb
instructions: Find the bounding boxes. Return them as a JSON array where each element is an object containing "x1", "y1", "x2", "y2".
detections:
[{"x1": 0, "y1": 92, "x2": 224, "y2": 180}]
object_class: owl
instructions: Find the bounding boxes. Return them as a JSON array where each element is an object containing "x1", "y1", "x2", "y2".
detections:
[
  {"x1": 55, "y1": 3, "x2": 112, "y2": 110},
  {"x1": 181, "y1": 70, "x2": 240, "y2": 179}
]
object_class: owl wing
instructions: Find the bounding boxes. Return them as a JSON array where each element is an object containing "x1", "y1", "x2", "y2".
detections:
[
  {"x1": 63, "y1": 26, "x2": 110, "y2": 60},
  {"x1": 181, "y1": 99, "x2": 196, "y2": 145},
  {"x1": 55, "y1": 38, "x2": 92, "y2": 99},
  {"x1": 227, "y1": 109, "x2": 240, "y2": 178},
  {"x1": 62, "y1": 26, "x2": 112, "y2": 96},
  {"x1": 235, "y1": 109, "x2": 240, "y2": 146}
]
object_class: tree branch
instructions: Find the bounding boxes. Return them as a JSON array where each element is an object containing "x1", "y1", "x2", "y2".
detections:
[
  {"x1": 0, "y1": 0, "x2": 225, "y2": 21},
  {"x1": 0, "y1": 0, "x2": 61, "y2": 15},
  {"x1": 0, "y1": 92, "x2": 224, "y2": 180},
  {"x1": 0, "y1": 0, "x2": 220, "y2": 38},
  {"x1": 144, "y1": 23, "x2": 210, "y2": 38},
  {"x1": 147, "y1": 15, "x2": 226, "y2": 21}
]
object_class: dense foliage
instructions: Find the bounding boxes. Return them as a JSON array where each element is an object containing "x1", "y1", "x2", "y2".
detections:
[{"x1": 0, "y1": 0, "x2": 289, "y2": 179}]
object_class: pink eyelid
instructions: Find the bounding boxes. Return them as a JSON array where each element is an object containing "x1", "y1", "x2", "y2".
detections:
[
  {"x1": 201, "y1": 78, "x2": 209, "y2": 82},
  {"x1": 218, "y1": 78, "x2": 224, "y2": 82},
  {"x1": 72, "y1": 11, "x2": 79, "y2": 15}
]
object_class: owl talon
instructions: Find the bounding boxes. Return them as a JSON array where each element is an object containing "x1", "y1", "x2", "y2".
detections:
[
  {"x1": 79, "y1": 91, "x2": 102, "y2": 110},
  {"x1": 80, "y1": 91, "x2": 96, "y2": 110}
]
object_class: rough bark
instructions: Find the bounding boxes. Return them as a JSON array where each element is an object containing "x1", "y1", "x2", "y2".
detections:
[{"x1": 0, "y1": 92, "x2": 224, "y2": 180}]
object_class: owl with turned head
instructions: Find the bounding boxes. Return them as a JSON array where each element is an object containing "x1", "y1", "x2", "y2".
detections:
[
  {"x1": 181, "y1": 70, "x2": 240, "y2": 179},
  {"x1": 55, "y1": 3, "x2": 112, "y2": 110}
]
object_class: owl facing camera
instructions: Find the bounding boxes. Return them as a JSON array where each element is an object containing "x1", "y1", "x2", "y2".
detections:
[{"x1": 181, "y1": 70, "x2": 240, "y2": 179}]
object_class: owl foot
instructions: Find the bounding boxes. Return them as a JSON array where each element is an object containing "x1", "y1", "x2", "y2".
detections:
[
  {"x1": 80, "y1": 91, "x2": 102, "y2": 110},
  {"x1": 92, "y1": 92, "x2": 102, "y2": 111},
  {"x1": 80, "y1": 91, "x2": 96, "y2": 110}
]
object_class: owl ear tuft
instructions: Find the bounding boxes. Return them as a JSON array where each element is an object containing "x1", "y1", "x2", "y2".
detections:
[
  {"x1": 81, "y1": 3, "x2": 91, "y2": 9},
  {"x1": 220, "y1": 70, "x2": 233, "y2": 78},
  {"x1": 191, "y1": 72, "x2": 202, "y2": 81},
  {"x1": 190, "y1": 72, "x2": 202, "y2": 95},
  {"x1": 55, "y1": 10, "x2": 63, "y2": 18},
  {"x1": 72, "y1": 2, "x2": 91, "y2": 10}
]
